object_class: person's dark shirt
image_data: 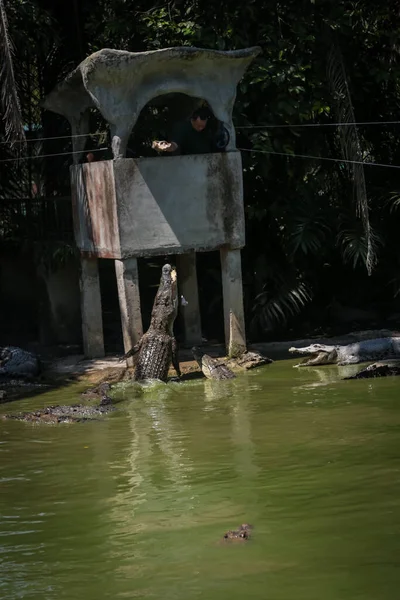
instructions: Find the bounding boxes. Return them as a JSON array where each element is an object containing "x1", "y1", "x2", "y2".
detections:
[{"x1": 170, "y1": 120, "x2": 215, "y2": 155}]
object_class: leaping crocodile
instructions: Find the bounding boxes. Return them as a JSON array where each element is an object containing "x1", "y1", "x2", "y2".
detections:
[
  {"x1": 289, "y1": 337, "x2": 400, "y2": 366},
  {"x1": 0, "y1": 346, "x2": 41, "y2": 378},
  {"x1": 122, "y1": 264, "x2": 181, "y2": 382}
]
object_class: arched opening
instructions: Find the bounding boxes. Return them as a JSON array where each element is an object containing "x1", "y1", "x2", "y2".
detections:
[{"x1": 126, "y1": 93, "x2": 229, "y2": 158}]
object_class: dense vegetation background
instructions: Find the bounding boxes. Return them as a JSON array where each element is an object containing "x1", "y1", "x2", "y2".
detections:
[{"x1": 1, "y1": 0, "x2": 400, "y2": 344}]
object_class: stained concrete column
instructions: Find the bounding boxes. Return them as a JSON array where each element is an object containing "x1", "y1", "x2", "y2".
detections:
[
  {"x1": 80, "y1": 256, "x2": 105, "y2": 358},
  {"x1": 220, "y1": 248, "x2": 246, "y2": 357},
  {"x1": 70, "y1": 110, "x2": 90, "y2": 165},
  {"x1": 176, "y1": 252, "x2": 203, "y2": 347},
  {"x1": 115, "y1": 257, "x2": 143, "y2": 361}
]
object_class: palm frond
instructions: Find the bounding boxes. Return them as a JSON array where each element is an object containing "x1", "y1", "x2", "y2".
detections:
[
  {"x1": 384, "y1": 190, "x2": 400, "y2": 213},
  {"x1": 289, "y1": 208, "x2": 331, "y2": 256},
  {"x1": 251, "y1": 279, "x2": 313, "y2": 333},
  {"x1": 0, "y1": 0, "x2": 25, "y2": 146},
  {"x1": 336, "y1": 226, "x2": 381, "y2": 270},
  {"x1": 326, "y1": 38, "x2": 375, "y2": 274}
]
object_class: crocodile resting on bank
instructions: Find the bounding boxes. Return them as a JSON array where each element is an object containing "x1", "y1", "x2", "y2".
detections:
[
  {"x1": 289, "y1": 337, "x2": 400, "y2": 367},
  {"x1": 122, "y1": 264, "x2": 181, "y2": 382},
  {"x1": 2, "y1": 396, "x2": 116, "y2": 424},
  {"x1": 2, "y1": 382, "x2": 115, "y2": 424},
  {"x1": 0, "y1": 346, "x2": 41, "y2": 379},
  {"x1": 192, "y1": 347, "x2": 236, "y2": 380},
  {"x1": 192, "y1": 347, "x2": 272, "y2": 380}
]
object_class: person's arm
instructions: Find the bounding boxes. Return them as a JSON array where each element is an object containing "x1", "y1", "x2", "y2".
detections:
[
  {"x1": 152, "y1": 122, "x2": 186, "y2": 154},
  {"x1": 151, "y1": 140, "x2": 178, "y2": 153}
]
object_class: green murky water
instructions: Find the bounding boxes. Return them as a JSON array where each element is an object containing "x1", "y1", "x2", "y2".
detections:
[{"x1": 1, "y1": 359, "x2": 400, "y2": 599}]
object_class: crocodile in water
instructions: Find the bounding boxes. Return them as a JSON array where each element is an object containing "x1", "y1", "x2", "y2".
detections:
[{"x1": 192, "y1": 347, "x2": 236, "y2": 380}]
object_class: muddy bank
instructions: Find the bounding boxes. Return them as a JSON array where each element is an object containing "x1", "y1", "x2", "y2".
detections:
[
  {"x1": 2, "y1": 401, "x2": 116, "y2": 424},
  {"x1": 1, "y1": 328, "x2": 397, "y2": 404},
  {"x1": 45, "y1": 327, "x2": 397, "y2": 384}
]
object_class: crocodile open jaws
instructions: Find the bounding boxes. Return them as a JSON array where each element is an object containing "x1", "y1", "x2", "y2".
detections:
[{"x1": 289, "y1": 337, "x2": 400, "y2": 366}]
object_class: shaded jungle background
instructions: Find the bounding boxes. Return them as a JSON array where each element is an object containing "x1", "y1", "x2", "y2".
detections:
[{"x1": 1, "y1": 0, "x2": 400, "y2": 352}]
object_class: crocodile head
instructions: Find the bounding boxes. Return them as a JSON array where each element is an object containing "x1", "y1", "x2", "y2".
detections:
[
  {"x1": 192, "y1": 346, "x2": 203, "y2": 364},
  {"x1": 192, "y1": 347, "x2": 212, "y2": 376},
  {"x1": 192, "y1": 347, "x2": 217, "y2": 374},
  {"x1": 149, "y1": 264, "x2": 178, "y2": 333},
  {"x1": 288, "y1": 343, "x2": 338, "y2": 366}
]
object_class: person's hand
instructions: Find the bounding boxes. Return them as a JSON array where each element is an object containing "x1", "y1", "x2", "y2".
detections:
[{"x1": 152, "y1": 140, "x2": 172, "y2": 152}]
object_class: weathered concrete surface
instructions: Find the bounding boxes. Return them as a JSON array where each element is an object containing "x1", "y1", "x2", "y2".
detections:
[
  {"x1": 42, "y1": 261, "x2": 81, "y2": 344},
  {"x1": 43, "y1": 46, "x2": 261, "y2": 159},
  {"x1": 115, "y1": 257, "x2": 143, "y2": 361},
  {"x1": 176, "y1": 253, "x2": 202, "y2": 346},
  {"x1": 71, "y1": 153, "x2": 245, "y2": 258},
  {"x1": 71, "y1": 161, "x2": 120, "y2": 258},
  {"x1": 80, "y1": 257, "x2": 105, "y2": 358},
  {"x1": 220, "y1": 248, "x2": 246, "y2": 357}
]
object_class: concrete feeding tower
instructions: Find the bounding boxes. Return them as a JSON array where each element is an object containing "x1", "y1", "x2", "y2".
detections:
[{"x1": 44, "y1": 46, "x2": 261, "y2": 358}]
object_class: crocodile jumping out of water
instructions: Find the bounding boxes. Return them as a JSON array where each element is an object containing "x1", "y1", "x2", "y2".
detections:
[
  {"x1": 122, "y1": 264, "x2": 181, "y2": 382},
  {"x1": 289, "y1": 337, "x2": 400, "y2": 367},
  {"x1": 0, "y1": 346, "x2": 40, "y2": 379}
]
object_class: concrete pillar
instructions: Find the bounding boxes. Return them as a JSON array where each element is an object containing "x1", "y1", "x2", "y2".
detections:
[
  {"x1": 80, "y1": 256, "x2": 105, "y2": 358},
  {"x1": 220, "y1": 248, "x2": 246, "y2": 357},
  {"x1": 176, "y1": 252, "x2": 203, "y2": 347},
  {"x1": 70, "y1": 110, "x2": 90, "y2": 165},
  {"x1": 43, "y1": 260, "x2": 81, "y2": 344},
  {"x1": 115, "y1": 257, "x2": 143, "y2": 361}
]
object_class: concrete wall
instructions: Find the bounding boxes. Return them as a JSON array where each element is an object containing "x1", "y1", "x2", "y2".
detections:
[
  {"x1": 0, "y1": 254, "x2": 81, "y2": 346},
  {"x1": 71, "y1": 152, "x2": 245, "y2": 258},
  {"x1": 43, "y1": 261, "x2": 81, "y2": 344},
  {"x1": 0, "y1": 255, "x2": 38, "y2": 342}
]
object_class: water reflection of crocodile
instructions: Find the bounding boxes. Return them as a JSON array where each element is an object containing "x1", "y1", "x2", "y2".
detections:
[
  {"x1": 289, "y1": 337, "x2": 400, "y2": 367},
  {"x1": 122, "y1": 264, "x2": 181, "y2": 382}
]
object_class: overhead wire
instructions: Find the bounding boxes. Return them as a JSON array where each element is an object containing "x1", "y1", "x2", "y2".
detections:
[
  {"x1": 237, "y1": 147, "x2": 400, "y2": 169},
  {"x1": 0, "y1": 119, "x2": 400, "y2": 147},
  {"x1": 0, "y1": 132, "x2": 108, "y2": 145},
  {"x1": 1, "y1": 118, "x2": 399, "y2": 168},
  {"x1": 236, "y1": 120, "x2": 400, "y2": 129},
  {"x1": 0, "y1": 147, "x2": 108, "y2": 163},
  {"x1": 1, "y1": 145, "x2": 399, "y2": 170}
]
